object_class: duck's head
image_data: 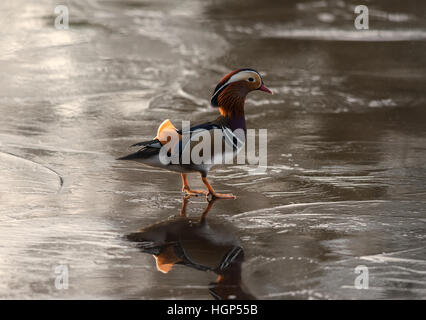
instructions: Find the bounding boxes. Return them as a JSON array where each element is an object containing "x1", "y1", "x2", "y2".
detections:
[{"x1": 211, "y1": 68, "x2": 272, "y2": 117}]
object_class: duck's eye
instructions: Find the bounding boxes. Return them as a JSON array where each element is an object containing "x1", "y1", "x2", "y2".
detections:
[{"x1": 248, "y1": 77, "x2": 255, "y2": 82}]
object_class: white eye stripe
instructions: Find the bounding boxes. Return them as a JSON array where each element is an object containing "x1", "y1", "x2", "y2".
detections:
[{"x1": 226, "y1": 71, "x2": 260, "y2": 86}]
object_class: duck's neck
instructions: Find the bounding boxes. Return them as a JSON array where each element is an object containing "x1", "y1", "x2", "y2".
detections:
[
  {"x1": 217, "y1": 83, "x2": 247, "y2": 132},
  {"x1": 227, "y1": 114, "x2": 246, "y2": 132}
]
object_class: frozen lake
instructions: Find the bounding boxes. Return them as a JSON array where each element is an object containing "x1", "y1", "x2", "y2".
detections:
[{"x1": 0, "y1": 0, "x2": 425, "y2": 299}]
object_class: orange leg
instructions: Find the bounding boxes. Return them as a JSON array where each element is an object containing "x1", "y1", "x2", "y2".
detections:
[
  {"x1": 201, "y1": 176, "x2": 236, "y2": 200},
  {"x1": 181, "y1": 173, "x2": 208, "y2": 197}
]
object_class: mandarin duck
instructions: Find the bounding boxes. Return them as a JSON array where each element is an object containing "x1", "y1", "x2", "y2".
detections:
[{"x1": 118, "y1": 68, "x2": 272, "y2": 199}]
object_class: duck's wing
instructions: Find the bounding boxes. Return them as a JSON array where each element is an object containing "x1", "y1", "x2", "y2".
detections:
[
  {"x1": 178, "y1": 118, "x2": 245, "y2": 165},
  {"x1": 176, "y1": 121, "x2": 221, "y2": 135},
  {"x1": 117, "y1": 117, "x2": 243, "y2": 164}
]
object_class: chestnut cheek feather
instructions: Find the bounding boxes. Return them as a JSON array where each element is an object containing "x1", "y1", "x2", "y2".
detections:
[{"x1": 216, "y1": 83, "x2": 247, "y2": 117}]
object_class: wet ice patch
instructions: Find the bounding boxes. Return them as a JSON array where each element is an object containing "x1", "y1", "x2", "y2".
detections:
[
  {"x1": 260, "y1": 28, "x2": 426, "y2": 42},
  {"x1": 0, "y1": 152, "x2": 62, "y2": 194},
  {"x1": 368, "y1": 99, "x2": 397, "y2": 108}
]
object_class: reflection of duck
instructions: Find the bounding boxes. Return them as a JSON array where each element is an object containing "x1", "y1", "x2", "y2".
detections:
[{"x1": 127, "y1": 198, "x2": 255, "y2": 300}]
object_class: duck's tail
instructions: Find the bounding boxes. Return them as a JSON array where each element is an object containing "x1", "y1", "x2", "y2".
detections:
[
  {"x1": 116, "y1": 139, "x2": 162, "y2": 161},
  {"x1": 117, "y1": 119, "x2": 181, "y2": 161}
]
